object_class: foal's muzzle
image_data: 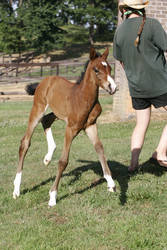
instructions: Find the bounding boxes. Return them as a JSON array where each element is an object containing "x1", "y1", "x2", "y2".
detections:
[
  {"x1": 104, "y1": 75, "x2": 118, "y2": 95},
  {"x1": 108, "y1": 84, "x2": 119, "y2": 95}
]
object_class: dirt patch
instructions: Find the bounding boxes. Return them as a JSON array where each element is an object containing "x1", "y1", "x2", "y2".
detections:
[
  {"x1": 98, "y1": 108, "x2": 167, "y2": 123},
  {"x1": 98, "y1": 110, "x2": 123, "y2": 123}
]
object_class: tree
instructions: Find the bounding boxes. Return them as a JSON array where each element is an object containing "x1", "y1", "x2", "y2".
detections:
[
  {"x1": 0, "y1": 0, "x2": 118, "y2": 54},
  {"x1": 0, "y1": 1, "x2": 25, "y2": 54},
  {"x1": 19, "y1": 0, "x2": 66, "y2": 53},
  {"x1": 68, "y1": 0, "x2": 117, "y2": 44},
  {"x1": 0, "y1": 0, "x2": 67, "y2": 54}
]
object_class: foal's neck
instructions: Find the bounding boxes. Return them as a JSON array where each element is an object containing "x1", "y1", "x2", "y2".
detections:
[{"x1": 79, "y1": 69, "x2": 99, "y2": 103}]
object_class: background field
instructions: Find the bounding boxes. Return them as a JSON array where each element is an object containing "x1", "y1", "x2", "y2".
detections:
[{"x1": 1, "y1": 96, "x2": 167, "y2": 250}]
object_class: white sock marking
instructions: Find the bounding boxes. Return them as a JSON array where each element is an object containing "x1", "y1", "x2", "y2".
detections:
[
  {"x1": 13, "y1": 172, "x2": 22, "y2": 199},
  {"x1": 104, "y1": 174, "x2": 115, "y2": 192},
  {"x1": 48, "y1": 191, "x2": 57, "y2": 207},
  {"x1": 107, "y1": 75, "x2": 117, "y2": 93},
  {"x1": 44, "y1": 128, "x2": 56, "y2": 165}
]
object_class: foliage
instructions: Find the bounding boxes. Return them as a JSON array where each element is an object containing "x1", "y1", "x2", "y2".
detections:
[
  {"x1": 68, "y1": 0, "x2": 118, "y2": 43},
  {"x1": 0, "y1": 0, "x2": 118, "y2": 54},
  {"x1": 0, "y1": 2, "x2": 25, "y2": 54},
  {"x1": 0, "y1": 0, "x2": 67, "y2": 54},
  {"x1": 1, "y1": 99, "x2": 167, "y2": 249},
  {"x1": 19, "y1": 0, "x2": 66, "y2": 53}
]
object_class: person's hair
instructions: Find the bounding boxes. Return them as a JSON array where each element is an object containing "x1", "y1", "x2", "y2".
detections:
[{"x1": 122, "y1": 7, "x2": 146, "y2": 47}]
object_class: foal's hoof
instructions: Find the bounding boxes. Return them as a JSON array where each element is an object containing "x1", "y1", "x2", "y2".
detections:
[
  {"x1": 43, "y1": 154, "x2": 51, "y2": 166},
  {"x1": 43, "y1": 158, "x2": 50, "y2": 166},
  {"x1": 13, "y1": 191, "x2": 20, "y2": 199},
  {"x1": 48, "y1": 202, "x2": 56, "y2": 208},
  {"x1": 108, "y1": 186, "x2": 116, "y2": 192}
]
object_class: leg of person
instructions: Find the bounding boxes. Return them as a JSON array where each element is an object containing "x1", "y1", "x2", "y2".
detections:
[
  {"x1": 129, "y1": 107, "x2": 151, "y2": 172},
  {"x1": 152, "y1": 105, "x2": 167, "y2": 167}
]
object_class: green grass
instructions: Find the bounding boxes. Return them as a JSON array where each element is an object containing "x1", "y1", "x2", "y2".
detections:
[{"x1": 1, "y1": 98, "x2": 167, "y2": 249}]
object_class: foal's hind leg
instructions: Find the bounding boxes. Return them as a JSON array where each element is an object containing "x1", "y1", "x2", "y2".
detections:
[
  {"x1": 85, "y1": 123, "x2": 116, "y2": 192},
  {"x1": 41, "y1": 112, "x2": 57, "y2": 166},
  {"x1": 13, "y1": 103, "x2": 46, "y2": 199}
]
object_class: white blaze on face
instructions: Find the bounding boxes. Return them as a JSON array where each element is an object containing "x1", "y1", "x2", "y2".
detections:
[
  {"x1": 101, "y1": 61, "x2": 117, "y2": 94},
  {"x1": 102, "y1": 61, "x2": 107, "y2": 67},
  {"x1": 107, "y1": 75, "x2": 117, "y2": 93}
]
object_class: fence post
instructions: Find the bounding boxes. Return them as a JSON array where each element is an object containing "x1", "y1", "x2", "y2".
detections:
[
  {"x1": 50, "y1": 65, "x2": 53, "y2": 75},
  {"x1": 56, "y1": 64, "x2": 59, "y2": 75},
  {"x1": 40, "y1": 66, "x2": 43, "y2": 76},
  {"x1": 16, "y1": 65, "x2": 19, "y2": 77}
]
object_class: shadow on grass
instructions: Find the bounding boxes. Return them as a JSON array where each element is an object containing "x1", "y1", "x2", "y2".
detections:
[
  {"x1": 56, "y1": 160, "x2": 129, "y2": 205},
  {"x1": 21, "y1": 158, "x2": 167, "y2": 205}
]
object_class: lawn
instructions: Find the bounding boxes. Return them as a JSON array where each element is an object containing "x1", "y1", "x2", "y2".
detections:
[{"x1": 0, "y1": 97, "x2": 167, "y2": 250}]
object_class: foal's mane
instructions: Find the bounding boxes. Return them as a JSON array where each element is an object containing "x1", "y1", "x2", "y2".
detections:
[
  {"x1": 76, "y1": 51, "x2": 101, "y2": 84},
  {"x1": 76, "y1": 60, "x2": 90, "y2": 84}
]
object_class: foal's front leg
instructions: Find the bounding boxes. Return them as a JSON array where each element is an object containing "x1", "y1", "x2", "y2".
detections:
[
  {"x1": 85, "y1": 123, "x2": 116, "y2": 192},
  {"x1": 48, "y1": 126, "x2": 77, "y2": 206}
]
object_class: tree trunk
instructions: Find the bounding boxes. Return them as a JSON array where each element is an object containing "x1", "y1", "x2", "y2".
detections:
[
  {"x1": 19, "y1": 0, "x2": 23, "y2": 7},
  {"x1": 9, "y1": 0, "x2": 13, "y2": 7},
  {"x1": 89, "y1": 23, "x2": 94, "y2": 45}
]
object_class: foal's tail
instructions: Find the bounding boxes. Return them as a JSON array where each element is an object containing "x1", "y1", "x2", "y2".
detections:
[{"x1": 25, "y1": 82, "x2": 39, "y2": 95}]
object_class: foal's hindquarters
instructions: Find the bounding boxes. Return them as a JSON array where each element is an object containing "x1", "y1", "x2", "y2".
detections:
[{"x1": 13, "y1": 47, "x2": 116, "y2": 206}]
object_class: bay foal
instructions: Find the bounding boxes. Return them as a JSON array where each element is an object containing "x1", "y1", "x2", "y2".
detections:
[{"x1": 13, "y1": 48, "x2": 117, "y2": 206}]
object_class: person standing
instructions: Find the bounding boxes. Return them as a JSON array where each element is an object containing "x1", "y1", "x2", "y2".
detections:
[{"x1": 113, "y1": 0, "x2": 167, "y2": 171}]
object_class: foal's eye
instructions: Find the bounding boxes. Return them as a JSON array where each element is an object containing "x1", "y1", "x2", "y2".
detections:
[{"x1": 93, "y1": 67, "x2": 99, "y2": 74}]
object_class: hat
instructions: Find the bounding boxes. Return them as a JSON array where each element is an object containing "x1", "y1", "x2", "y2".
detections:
[{"x1": 119, "y1": 0, "x2": 149, "y2": 12}]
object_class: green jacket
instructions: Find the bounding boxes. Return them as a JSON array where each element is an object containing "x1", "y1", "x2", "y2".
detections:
[{"x1": 113, "y1": 17, "x2": 167, "y2": 98}]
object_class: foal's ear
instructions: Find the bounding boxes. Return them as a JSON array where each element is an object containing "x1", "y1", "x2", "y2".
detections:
[
  {"x1": 102, "y1": 48, "x2": 109, "y2": 60},
  {"x1": 90, "y1": 47, "x2": 98, "y2": 60}
]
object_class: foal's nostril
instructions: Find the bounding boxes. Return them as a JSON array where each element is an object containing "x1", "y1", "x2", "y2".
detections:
[
  {"x1": 108, "y1": 83, "x2": 118, "y2": 94},
  {"x1": 108, "y1": 84, "x2": 112, "y2": 92}
]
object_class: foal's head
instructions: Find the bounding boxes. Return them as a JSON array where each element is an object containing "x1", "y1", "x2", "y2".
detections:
[{"x1": 89, "y1": 47, "x2": 117, "y2": 95}]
